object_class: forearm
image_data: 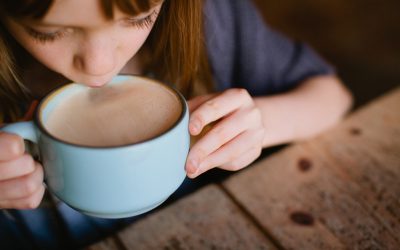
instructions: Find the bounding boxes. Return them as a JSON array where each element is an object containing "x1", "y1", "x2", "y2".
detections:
[{"x1": 254, "y1": 75, "x2": 353, "y2": 148}]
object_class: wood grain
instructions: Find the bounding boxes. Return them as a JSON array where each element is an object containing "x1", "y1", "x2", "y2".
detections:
[
  {"x1": 116, "y1": 184, "x2": 276, "y2": 250},
  {"x1": 86, "y1": 237, "x2": 122, "y2": 250},
  {"x1": 222, "y1": 88, "x2": 400, "y2": 249},
  {"x1": 88, "y1": 88, "x2": 399, "y2": 249}
]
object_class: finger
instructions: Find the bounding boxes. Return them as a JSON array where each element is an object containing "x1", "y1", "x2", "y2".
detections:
[
  {"x1": 0, "y1": 184, "x2": 45, "y2": 209},
  {"x1": 187, "y1": 110, "x2": 247, "y2": 174},
  {"x1": 0, "y1": 154, "x2": 36, "y2": 181},
  {"x1": 189, "y1": 89, "x2": 253, "y2": 135},
  {"x1": 0, "y1": 162, "x2": 44, "y2": 200},
  {"x1": 0, "y1": 132, "x2": 25, "y2": 161},
  {"x1": 187, "y1": 94, "x2": 215, "y2": 113},
  {"x1": 219, "y1": 146, "x2": 262, "y2": 172},
  {"x1": 205, "y1": 129, "x2": 263, "y2": 171},
  {"x1": 187, "y1": 128, "x2": 264, "y2": 178},
  {"x1": 186, "y1": 108, "x2": 260, "y2": 174}
]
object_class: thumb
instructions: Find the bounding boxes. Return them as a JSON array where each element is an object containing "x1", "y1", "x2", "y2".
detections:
[{"x1": 0, "y1": 132, "x2": 25, "y2": 161}]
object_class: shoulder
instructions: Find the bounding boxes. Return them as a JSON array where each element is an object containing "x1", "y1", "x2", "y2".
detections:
[
  {"x1": 202, "y1": 0, "x2": 277, "y2": 91},
  {"x1": 202, "y1": 0, "x2": 335, "y2": 95},
  {"x1": 202, "y1": 0, "x2": 265, "y2": 88},
  {"x1": 203, "y1": 0, "x2": 263, "y2": 31}
]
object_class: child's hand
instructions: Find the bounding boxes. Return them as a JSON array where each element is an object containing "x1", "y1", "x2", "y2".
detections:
[
  {"x1": 0, "y1": 132, "x2": 45, "y2": 209},
  {"x1": 186, "y1": 88, "x2": 265, "y2": 178}
]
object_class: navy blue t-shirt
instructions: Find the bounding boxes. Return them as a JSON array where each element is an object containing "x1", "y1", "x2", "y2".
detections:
[{"x1": 204, "y1": 0, "x2": 334, "y2": 95}]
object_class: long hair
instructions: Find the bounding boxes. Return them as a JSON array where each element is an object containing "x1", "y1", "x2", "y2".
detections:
[{"x1": 0, "y1": 0, "x2": 213, "y2": 122}]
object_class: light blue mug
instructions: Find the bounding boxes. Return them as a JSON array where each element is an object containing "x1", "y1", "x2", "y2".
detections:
[{"x1": 1, "y1": 75, "x2": 189, "y2": 218}]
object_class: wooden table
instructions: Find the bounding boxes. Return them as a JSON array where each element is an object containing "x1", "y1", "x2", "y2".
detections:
[{"x1": 88, "y1": 87, "x2": 400, "y2": 250}]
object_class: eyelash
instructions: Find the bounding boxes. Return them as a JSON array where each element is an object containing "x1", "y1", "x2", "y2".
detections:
[
  {"x1": 26, "y1": 11, "x2": 158, "y2": 43},
  {"x1": 25, "y1": 27, "x2": 68, "y2": 43},
  {"x1": 123, "y1": 11, "x2": 158, "y2": 29}
]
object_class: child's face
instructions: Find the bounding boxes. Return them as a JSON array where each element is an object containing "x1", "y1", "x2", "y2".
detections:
[{"x1": 3, "y1": 0, "x2": 162, "y2": 87}]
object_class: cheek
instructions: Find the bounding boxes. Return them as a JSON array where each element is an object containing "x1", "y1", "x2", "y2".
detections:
[
  {"x1": 14, "y1": 35, "x2": 73, "y2": 74},
  {"x1": 5, "y1": 23, "x2": 73, "y2": 73},
  {"x1": 118, "y1": 28, "x2": 152, "y2": 58},
  {"x1": 27, "y1": 44, "x2": 72, "y2": 72}
]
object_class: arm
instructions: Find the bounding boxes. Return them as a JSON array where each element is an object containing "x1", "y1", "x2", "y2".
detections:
[
  {"x1": 254, "y1": 75, "x2": 353, "y2": 147},
  {"x1": 185, "y1": 0, "x2": 353, "y2": 178},
  {"x1": 185, "y1": 75, "x2": 352, "y2": 178}
]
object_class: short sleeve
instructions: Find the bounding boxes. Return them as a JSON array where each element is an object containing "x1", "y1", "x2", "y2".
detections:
[{"x1": 204, "y1": 0, "x2": 335, "y2": 96}]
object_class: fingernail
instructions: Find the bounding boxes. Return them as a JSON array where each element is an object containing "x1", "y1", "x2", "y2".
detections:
[{"x1": 186, "y1": 159, "x2": 198, "y2": 175}]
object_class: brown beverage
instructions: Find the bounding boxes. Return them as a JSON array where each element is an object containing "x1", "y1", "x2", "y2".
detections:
[{"x1": 45, "y1": 79, "x2": 182, "y2": 147}]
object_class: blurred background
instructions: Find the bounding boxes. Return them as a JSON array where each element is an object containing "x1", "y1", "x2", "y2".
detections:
[{"x1": 253, "y1": 0, "x2": 400, "y2": 108}]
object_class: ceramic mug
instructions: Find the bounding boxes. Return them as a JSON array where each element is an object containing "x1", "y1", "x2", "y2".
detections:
[{"x1": 1, "y1": 75, "x2": 189, "y2": 218}]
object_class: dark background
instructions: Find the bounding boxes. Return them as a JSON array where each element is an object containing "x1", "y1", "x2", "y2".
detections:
[{"x1": 253, "y1": 0, "x2": 400, "y2": 108}]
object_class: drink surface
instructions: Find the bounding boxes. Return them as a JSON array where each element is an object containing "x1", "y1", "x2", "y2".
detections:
[{"x1": 45, "y1": 80, "x2": 182, "y2": 147}]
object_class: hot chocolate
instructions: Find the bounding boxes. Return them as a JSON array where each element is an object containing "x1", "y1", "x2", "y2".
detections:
[{"x1": 45, "y1": 79, "x2": 182, "y2": 146}]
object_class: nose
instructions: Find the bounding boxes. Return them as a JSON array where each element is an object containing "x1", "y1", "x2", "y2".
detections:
[{"x1": 73, "y1": 34, "x2": 116, "y2": 77}]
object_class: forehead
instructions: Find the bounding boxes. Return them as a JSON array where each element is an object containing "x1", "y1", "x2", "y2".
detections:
[{"x1": 42, "y1": 0, "x2": 103, "y2": 26}]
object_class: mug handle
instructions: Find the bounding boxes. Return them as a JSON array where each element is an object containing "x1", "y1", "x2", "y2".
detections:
[{"x1": 1, "y1": 121, "x2": 38, "y2": 143}]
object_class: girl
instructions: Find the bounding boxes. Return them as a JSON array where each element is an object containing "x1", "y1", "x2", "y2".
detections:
[{"x1": 0, "y1": 0, "x2": 352, "y2": 248}]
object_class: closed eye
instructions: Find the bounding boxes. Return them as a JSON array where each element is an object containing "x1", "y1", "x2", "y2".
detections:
[
  {"x1": 22, "y1": 9, "x2": 158, "y2": 43},
  {"x1": 122, "y1": 10, "x2": 158, "y2": 29},
  {"x1": 24, "y1": 26, "x2": 71, "y2": 43}
]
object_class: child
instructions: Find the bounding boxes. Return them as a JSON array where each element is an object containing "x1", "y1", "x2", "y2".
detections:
[{"x1": 0, "y1": 0, "x2": 352, "y2": 248}]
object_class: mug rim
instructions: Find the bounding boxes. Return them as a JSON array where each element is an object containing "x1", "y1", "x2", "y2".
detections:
[{"x1": 34, "y1": 74, "x2": 187, "y2": 149}]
